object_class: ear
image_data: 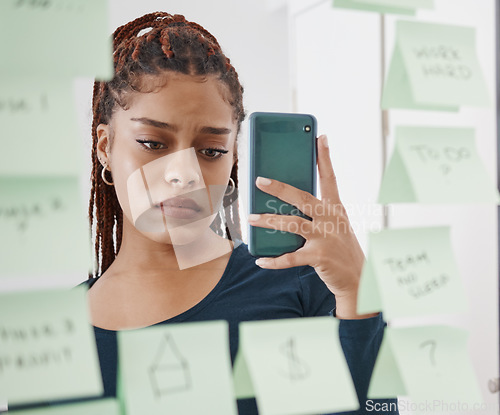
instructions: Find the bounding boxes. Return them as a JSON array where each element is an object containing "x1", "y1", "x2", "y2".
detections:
[{"x1": 96, "y1": 124, "x2": 112, "y2": 167}]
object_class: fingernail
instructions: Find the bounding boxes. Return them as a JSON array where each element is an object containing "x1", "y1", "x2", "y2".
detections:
[
  {"x1": 255, "y1": 258, "x2": 269, "y2": 267},
  {"x1": 256, "y1": 176, "x2": 272, "y2": 186},
  {"x1": 321, "y1": 135, "x2": 329, "y2": 148},
  {"x1": 248, "y1": 214, "x2": 261, "y2": 222}
]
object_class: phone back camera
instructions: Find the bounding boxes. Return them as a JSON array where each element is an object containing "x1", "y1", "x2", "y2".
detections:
[{"x1": 304, "y1": 125, "x2": 311, "y2": 132}]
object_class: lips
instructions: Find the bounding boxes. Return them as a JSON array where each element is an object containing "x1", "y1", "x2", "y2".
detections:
[{"x1": 155, "y1": 196, "x2": 203, "y2": 220}]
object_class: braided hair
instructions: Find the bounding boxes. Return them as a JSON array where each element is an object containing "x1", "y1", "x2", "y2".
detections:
[{"x1": 89, "y1": 12, "x2": 245, "y2": 278}]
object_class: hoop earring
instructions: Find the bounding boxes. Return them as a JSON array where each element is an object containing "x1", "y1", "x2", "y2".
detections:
[
  {"x1": 225, "y1": 177, "x2": 235, "y2": 196},
  {"x1": 101, "y1": 166, "x2": 114, "y2": 186}
]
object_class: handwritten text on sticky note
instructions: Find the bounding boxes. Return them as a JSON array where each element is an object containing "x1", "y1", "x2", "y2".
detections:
[
  {"x1": 0, "y1": 176, "x2": 91, "y2": 277},
  {"x1": 0, "y1": 287, "x2": 102, "y2": 405},
  {"x1": 0, "y1": 79, "x2": 82, "y2": 176},
  {"x1": 357, "y1": 226, "x2": 468, "y2": 319},
  {"x1": 378, "y1": 126, "x2": 500, "y2": 203},
  {"x1": 382, "y1": 21, "x2": 489, "y2": 110}
]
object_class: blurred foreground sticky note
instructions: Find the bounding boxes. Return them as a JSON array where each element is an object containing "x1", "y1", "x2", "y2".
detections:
[
  {"x1": 382, "y1": 21, "x2": 490, "y2": 110},
  {"x1": 0, "y1": 287, "x2": 103, "y2": 405},
  {"x1": 118, "y1": 320, "x2": 237, "y2": 415},
  {"x1": 357, "y1": 226, "x2": 468, "y2": 319},
  {"x1": 9, "y1": 399, "x2": 119, "y2": 415},
  {"x1": 333, "y1": 0, "x2": 432, "y2": 15},
  {"x1": 233, "y1": 317, "x2": 358, "y2": 415},
  {"x1": 0, "y1": 0, "x2": 112, "y2": 79},
  {"x1": 0, "y1": 79, "x2": 82, "y2": 176},
  {"x1": 0, "y1": 176, "x2": 91, "y2": 277},
  {"x1": 378, "y1": 126, "x2": 500, "y2": 204},
  {"x1": 369, "y1": 326, "x2": 483, "y2": 406},
  {"x1": 354, "y1": 0, "x2": 433, "y2": 7}
]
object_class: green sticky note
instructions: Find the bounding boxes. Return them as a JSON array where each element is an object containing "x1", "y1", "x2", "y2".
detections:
[
  {"x1": 118, "y1": 320, "x2": 237, "y2": 415},
  {"x1": 382, "y1": 21, "x2": 490, "y2": 110},
  {"x1": 234, "y1": 317, "x2": 358, "y2": 415},
  {"x1": 378, "y1": 126, "x2": 500, "y2": 204},
  {"x1": 0, "y1": 0, "x2": 112, "y2": 79},
  {"x1": 0, "y1": 79, "x2": 82, "y2": 176},
  {"x1": 354, "y1": 0, "x2": 433, "y2": 7},
  {"x1": 9, "y1": 399, "x2": 119, "y2": 415},
  {"x1": 357, "y1": 226, "x2": 468, "y2": 319},
  {"x1": 333, "y1": 0, "x2": 416, "y2": 15},
  {"x1": 0, "y1": 176, "x2": 91, "y2": 277},
  {"x1": 369, "y1": 326, "x2": 483, "y2": 406},
  {"x1": 0, "y1": 287, "x2": 103, "y2": 405}
]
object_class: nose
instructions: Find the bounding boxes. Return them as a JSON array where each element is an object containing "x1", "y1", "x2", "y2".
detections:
[{"x1": 163, "y1": 148, "x2": 202, "y2": 189}]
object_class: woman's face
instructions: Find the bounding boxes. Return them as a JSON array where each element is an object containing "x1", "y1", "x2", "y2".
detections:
[{"x1": 97, "y1": 73, "x2": 238, "y2": 246}]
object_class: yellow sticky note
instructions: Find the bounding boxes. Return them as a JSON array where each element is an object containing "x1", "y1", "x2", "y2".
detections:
[
  {"x1": 0, "y1": 176, "x2": 91, "y2": 277},
  {"x1": 233, "y1": 317, "x2": 358, "y2": 415},
  {"x1": 378, "y1": 126, "x2": 500, "y2": 204},
  {"x1": 369, "y1": 326, "x2": 483, "y2": 407},
  {"x1": 357, "y1": 227, "x2": 468, "y2": 319},
  {"x1": 0, "y1": 0, "x2": 113, "y2": 79},
  {"x1": 382, "y1": 21, "x2": 490, "y2": 110},
  {"x1": 0, "y1": 79, "x2": 82, "y2": 176},
  {"x1": 118, "y1": 321, "x2": 237, "y2": 415},
  {"x1": 0, "y1": 287, "x2": 103, "y2": 405}
]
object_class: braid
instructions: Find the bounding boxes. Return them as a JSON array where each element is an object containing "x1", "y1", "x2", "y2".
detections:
[
  {"x1": 224, "y1": 162, "x2": 242, "y2": 241},
  {"x1": 89, "y1": 12, "x2": 245, "y2": 278}
]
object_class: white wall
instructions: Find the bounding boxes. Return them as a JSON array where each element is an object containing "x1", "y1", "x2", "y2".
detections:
[{"x1": 291, "y1": 0, "x2": 498, "y2": 413}]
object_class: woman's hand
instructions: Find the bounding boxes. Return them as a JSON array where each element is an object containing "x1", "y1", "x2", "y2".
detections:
[{"x1": 248, "y1": 135, "x2": 376, "y2": 319}]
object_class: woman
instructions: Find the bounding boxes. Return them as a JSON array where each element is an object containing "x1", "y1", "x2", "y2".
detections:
[{"x1": 84, "y1": 11, "x2": 397, "y2": 414}]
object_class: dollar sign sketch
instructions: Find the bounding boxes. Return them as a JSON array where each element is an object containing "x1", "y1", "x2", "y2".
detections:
[{"x1": 278, "y1": 337, "x2": 309, "y2": 381}]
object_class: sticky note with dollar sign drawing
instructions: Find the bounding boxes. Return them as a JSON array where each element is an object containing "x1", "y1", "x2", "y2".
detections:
[{"x1": 233, "y1": 317, "x2": 358, "y2": 415}]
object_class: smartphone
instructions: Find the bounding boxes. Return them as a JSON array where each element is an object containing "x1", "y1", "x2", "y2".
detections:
[{"x1": 248, "y1": 112, "x2": 317, "y2": 257}]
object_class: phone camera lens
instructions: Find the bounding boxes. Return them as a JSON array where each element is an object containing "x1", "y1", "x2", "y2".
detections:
[{"x1": 304, "y1": 125, "x2": 311, "y2": 132}]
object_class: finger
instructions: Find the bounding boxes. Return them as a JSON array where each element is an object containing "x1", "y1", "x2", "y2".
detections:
[
  {"x1": 255, "y1": 177, "x2": 321, "y2": 219},
  {"x1": 248, "y1": 213, "x2": 313, "y2": 237},
  {"x1": 317, "y1": 135, "x2": 341, "y2": 204},
  {"x1": 255, "y1": 249, "x2": 310, "y2": 269}
]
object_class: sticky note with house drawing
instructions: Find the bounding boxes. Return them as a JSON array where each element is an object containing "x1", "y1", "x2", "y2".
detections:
[{"x1": 118, "y1": 320, "x2": 237, "y2": 415}]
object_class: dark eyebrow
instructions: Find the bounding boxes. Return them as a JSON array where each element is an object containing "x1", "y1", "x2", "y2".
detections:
[
  {"x1": 199, "y1": 126, "x2": 232, "y2": 135},
  {"x1": 130, "y1": 117, "x2": 176, "y2": 131}
]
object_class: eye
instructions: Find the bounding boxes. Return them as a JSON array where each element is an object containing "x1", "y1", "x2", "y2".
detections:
[
  {"x1": 136, "y1": 139, "x2": 165, "y2": 151},
  {"x1": 200, "y1": 148, "x2": 229, "y2": 160}
]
